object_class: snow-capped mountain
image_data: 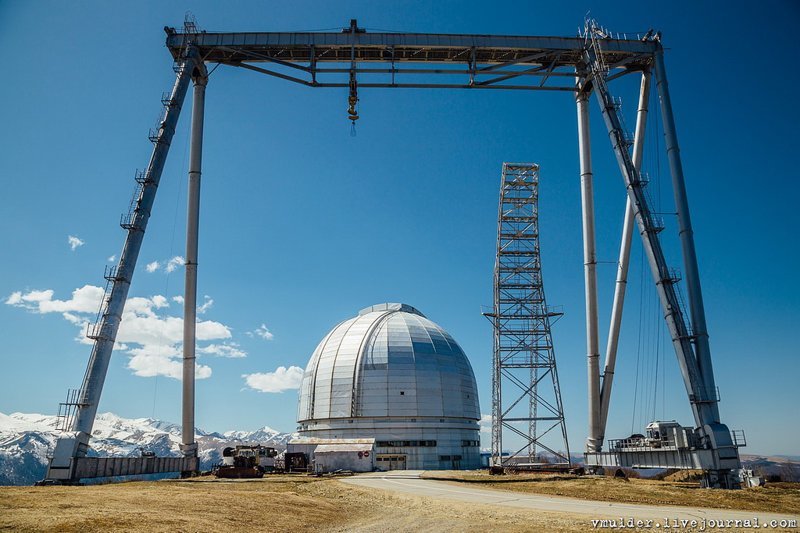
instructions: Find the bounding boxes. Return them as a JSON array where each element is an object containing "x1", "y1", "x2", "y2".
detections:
[{"x1": 0, "y1": 412, "x2": 296, "y2": 486}]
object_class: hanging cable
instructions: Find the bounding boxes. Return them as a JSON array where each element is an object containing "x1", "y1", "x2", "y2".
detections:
[
  {"x1": 652, "y1": 306, "x2": 662, "y2": 421},
  {"x1": 150, "y1": 104, "x2": 190, "y2": 419},
  {"x1": 640, "y1": 268, "x2": 653, "y2": 430},
  {"x1": 631, "y1": 243, "x2": 645, "y2": 434},
  {"x1": 662, "y1": 319, "x2": 666, "y2": 420}
]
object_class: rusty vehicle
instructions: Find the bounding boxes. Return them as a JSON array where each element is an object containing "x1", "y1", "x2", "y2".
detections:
[{"x1": 213, "y1": 445, "x2": 277, "y2": 479}]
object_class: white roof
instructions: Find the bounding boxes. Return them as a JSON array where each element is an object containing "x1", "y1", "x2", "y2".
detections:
[
  {"x1": 315, "y1": 443, "x2": 374, "y2": 453},
  {"x1": 288, "y1": 437, "x2": 375, "y2": 445}
]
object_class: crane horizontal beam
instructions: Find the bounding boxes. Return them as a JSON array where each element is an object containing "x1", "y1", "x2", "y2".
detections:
[{"x1": 165, "y1": 29, "x2": 656, "y2": 91}]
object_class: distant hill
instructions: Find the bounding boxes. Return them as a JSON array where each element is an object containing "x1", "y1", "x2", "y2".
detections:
[
  {"x1": 739, "y1": 454, "x2": 800, "y2": 481},
  {"x1": 0, "y1": 412, "x2": 296, "y2": 486}
]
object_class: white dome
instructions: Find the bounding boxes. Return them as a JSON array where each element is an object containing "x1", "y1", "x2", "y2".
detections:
[{"x1": 297, "y1": 303, "x2": 480, "y2": 422}]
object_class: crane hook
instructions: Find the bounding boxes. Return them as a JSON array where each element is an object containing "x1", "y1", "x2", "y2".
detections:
[{"x1": 348, "y1": 71, "x2": 359, "y2": 127}]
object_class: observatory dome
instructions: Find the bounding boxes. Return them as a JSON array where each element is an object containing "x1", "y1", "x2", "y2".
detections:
[{"x1": 297, "y1": 303, "x2": 481, "y2": 470}]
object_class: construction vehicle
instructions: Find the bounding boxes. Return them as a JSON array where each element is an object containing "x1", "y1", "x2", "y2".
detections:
[{"x1": 213, "y1": 445, "x2": 277, "y2": 478}]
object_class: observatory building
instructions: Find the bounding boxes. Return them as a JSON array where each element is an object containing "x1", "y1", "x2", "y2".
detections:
[{"x1": 297, "y1": 303, "x2": 481, "y2": 470}]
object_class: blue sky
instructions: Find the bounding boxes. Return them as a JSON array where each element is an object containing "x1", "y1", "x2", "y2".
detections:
[{"x1": 0, "y1": 1, "x2": 797, "y2": 456}]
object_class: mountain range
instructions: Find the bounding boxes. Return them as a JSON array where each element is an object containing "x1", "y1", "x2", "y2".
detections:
[
  {"x1": 0, "y1": 412, "x2": 296, "y2": 486},
  {"x1": 3, "y1": 412, "x2": 796, "y2": 486}
]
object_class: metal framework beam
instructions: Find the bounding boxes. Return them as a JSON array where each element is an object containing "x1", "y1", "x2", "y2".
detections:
[
  {"x1": 164, "y1": 26, "x2": 657, "y2": 91},
  {"x1": 597, "y1": 70, "x2": 651, "y2": 445},
  {"x1": 181, "y1": 66, "x2": 208, "y2": 459},
  {"x1": 577, "y1": 86, "x2": 601, "y2": 453},
  {"x1": 653, "y1": 49, "x2": 719, "y2": 420},
  {"x1": 582, "y1": 21, "x2": 740, "y2": 487}
]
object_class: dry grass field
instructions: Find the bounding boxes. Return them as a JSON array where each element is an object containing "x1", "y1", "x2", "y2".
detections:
[
  {"x1": 1, "y1": 473, "x2": 798, "y2": 532},
  {"x1": 421, "y1": 470, "x2": 800, "y2": 515},
  {"x1": 0, "y1": 474, "x2": 586, "y2": 532}
]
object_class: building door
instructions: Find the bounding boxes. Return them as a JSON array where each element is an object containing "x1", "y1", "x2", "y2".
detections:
[{"x1": 377, "y1": 455, "x2": 407, "y2": 470}]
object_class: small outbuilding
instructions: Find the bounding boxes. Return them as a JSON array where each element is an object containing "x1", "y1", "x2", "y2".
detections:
[
  {"x1": 313, "y1": 443, "x2": 375, "y2": 473},
  {"x1": 287, "y1": 438, "x2": 376, "y2": 473}
]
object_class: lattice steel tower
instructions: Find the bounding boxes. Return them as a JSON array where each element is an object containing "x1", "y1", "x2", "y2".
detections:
[{"x1": 487, "y1": 163, "x2": 570, "y2": 468}]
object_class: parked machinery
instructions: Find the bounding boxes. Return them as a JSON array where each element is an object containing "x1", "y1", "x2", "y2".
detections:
[
  {"x1": 283, "y1": 452, "x2": 310, "y2": 473},
  {"x1": 213, "y1": 445, "x2": 277, "y2": 478}
]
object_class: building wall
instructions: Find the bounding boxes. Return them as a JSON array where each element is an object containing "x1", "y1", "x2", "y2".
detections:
[
  {"x1": 313, "y1": 451, "x2": 375, "y2": 473},
  {"x1": 299, "y1": 417, "x2": 481, "y2": 470}
]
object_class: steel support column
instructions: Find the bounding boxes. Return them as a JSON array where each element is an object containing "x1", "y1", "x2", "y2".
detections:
[
  {"x1": 653, "y1": 48, "x2": 719, "y2": 421},
  {"x1": 181, "y1": 71, "x2": 207, "y2": 458},
  {"x1": 583, "y1": 35, "x2": 713, "y2": 429},
  {"x1": 43, "y1": 49, "x2": 200, "y2": 483},
  {"x1": 577, "y1": 86, "x2": 601, "y2": 453},
  {"x1": 598, "y1": 71, "x2": 651, "y2": 444}
]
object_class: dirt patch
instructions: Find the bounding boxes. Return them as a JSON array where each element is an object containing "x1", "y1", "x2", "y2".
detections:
[{"x1": 420, "y1": 470, "x2": 800, "y2": 515}]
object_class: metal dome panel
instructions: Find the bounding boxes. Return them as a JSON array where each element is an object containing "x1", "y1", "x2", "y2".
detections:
[{"x1": 297, "y1": 304, "x2": 480, "y2": 423}]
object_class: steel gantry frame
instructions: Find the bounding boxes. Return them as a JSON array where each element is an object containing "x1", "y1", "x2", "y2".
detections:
[
  {"x1": 487, "y1": 163, "x2": 571, "y2": 469},
  {"x1": 43, "y1": 17, "x2": 741, "y2": 487}
]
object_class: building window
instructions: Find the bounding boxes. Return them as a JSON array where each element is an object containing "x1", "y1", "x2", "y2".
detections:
[
  {"x1": 376, "y1": 440, "x2": 437, "y2": 448},
  {"x1": 400, "y1": 391, "x2": 404, "y2": 395},
  {"x1": 461, "y1": 440, "x2": 479, "y2": 447}
]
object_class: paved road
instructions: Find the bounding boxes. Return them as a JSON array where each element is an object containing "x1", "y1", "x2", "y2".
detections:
[{"x1": 342, "y1": 471, "x2": 799, "y2": 525}]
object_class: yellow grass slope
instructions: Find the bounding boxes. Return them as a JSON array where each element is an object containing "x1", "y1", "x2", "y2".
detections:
[{"x1": 0, "y1": 475, "x2": 583, "y2": 533}]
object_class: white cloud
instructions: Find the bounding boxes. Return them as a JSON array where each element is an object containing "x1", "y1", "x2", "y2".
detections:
[
  {"x1": 242, "y1": 366, "x2": 304, "y2": 393},
  {"x1": 253, "y1": 324, "x2": 274, "y2": 341},
  {"x1": 165, "y1": 256, "x2": 184, "y2": 273},
  {"x1": 198, "y1": 343, "x2": 246, "y2": 358},
  {"x1": 6, "y1": 285, "x2": 237, "y2": 381},
  {"x1": 172, "y1": 296, "x2": 184, "y2": 304},
  {"x1": 146, "y1": 256, "x2": 185, "y2": 274},
  {"x1": 6, "y1": 285, "x2": 104, "y2": 323},
  {"x1": 127, "y1": 344, "x2": 212, "y2": 379},
  {"x1": 108, "y1": 255, "x2": 117, "y2": 263},
  {"x1": 68, "y1": 235, "x2": 85, "y2": 251},
  {"x1": 480, "y1": 414, "x2": 492, "y2": 433},
  {"x1": 197, "y1": 296, "x2": 213, "y2": 314}
]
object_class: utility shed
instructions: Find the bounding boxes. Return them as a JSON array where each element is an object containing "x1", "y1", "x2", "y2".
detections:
[
  {"x1": 313, "y1": 443, "x2": 375, "y2": 473},
  {"x1": 287, "y1": 438, "x2": 376, "y2": 470}
]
